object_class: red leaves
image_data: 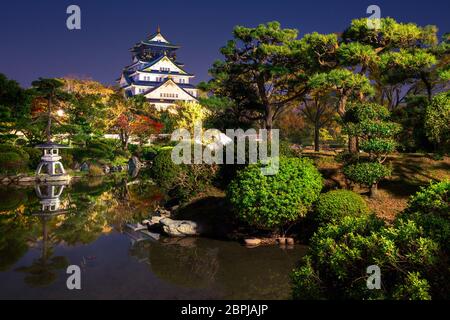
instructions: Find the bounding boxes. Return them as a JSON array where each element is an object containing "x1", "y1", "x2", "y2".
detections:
[{"x1": 115, "y1": 112, "x2": 163, "y2": 136}]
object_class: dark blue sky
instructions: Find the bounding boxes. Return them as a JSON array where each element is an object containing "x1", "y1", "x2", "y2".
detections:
[{"x1": 1, "y1": 0, "x2": 449, "y2": 87}]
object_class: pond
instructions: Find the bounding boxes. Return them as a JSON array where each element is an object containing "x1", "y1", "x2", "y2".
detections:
[{"x1": 0, "y1": 176, "x2": 307, "y2": 300}]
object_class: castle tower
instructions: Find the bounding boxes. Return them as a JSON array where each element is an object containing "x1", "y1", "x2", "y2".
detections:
[{"x1": 117, "y1": 27, "x2": 198, "y2": 110}]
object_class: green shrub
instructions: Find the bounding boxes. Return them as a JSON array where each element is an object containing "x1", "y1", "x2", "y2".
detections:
[
  {"x1": 399, "y1": 181, "x2": 450, "y2": 254},
  {"x1": 88, "y1": 164, "x2": 104, "y2": 177},
  {"x1": 0, "y1": 152, "x2": 28, "y2": 175},
  {"x1": 141, "y1": 145, "x2": 159, "y2": 161},
  {"x1": 405, "y1": 180, "x2": 449, "y2": 215},
  {"x1": 392, "y1": 272, "x2": 432, "y2": 300},
  {"x1": 314, "y1": 190, "x2": 369, "y2": 225},
  {"x1": 335, "y1": 151, "x2": 359, "y2": 165},
  {"x1": 279, "y1": 140, "x2": 298, "y2": 157},
  {"x1": 227, "y1": 157, "x2": 323, "y2": 232},
  {"x1": 23, "y1": 147, "x2": 43, "y2": 169},
  {"x1": 150, "y1": 148, "x2": 182, "y2": 189},
  {"x1": 150, "y1": 147, "x2": 218, "y2": 200},
  {"x1": 343, "y1": 162, "x2": 391, "y2": 186},
  {"x1": 0, "y1": 144, "x2": 29, "y2": 160},
  {"x1": 292, "y1": 215, "x2": 444, "y2": 299}
]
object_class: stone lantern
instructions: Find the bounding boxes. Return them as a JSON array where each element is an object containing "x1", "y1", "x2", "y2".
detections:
[{"x1": 35, "y1": 142, "x2": 71, "y2": 181}]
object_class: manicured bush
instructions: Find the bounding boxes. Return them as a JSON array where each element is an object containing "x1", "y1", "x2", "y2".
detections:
[
  {"x1": 227, "y1": 157, "x2": 323, "y2": 232},
  {"x1": 335, "y1": 150, "x2": 359, "y2": 165},
  {"x1": 150, "y1": 147, "x2": 182, "y2": 189},
  {"x1": 150, "y1": 147, "x2": 218, "y2": 200},
  {"x1": 0, "y1": 152, "x2": 27, "y2": 175},
  {"x1": 343, "y1": 102, "x2": 399, "y2": 198},
  {"x1": 23, "y1": 147, "x2": 43, "y2": 169},
  {"x1": 279, "y1": 140, "x2": 298, "y2": 157},
  {"x1": 399, "y1": 181, "x2": 450, "y2": 254},
  {"x1": 71, "y1": 139, "x2": 120, "y2": 163},
  {"x1": 88, "y1": 164, "x2": 104, "y2": 177},
  {"x1": 314, "y1": 190, "x2": 369, "y2": 225},
  {"x1": 425, "y1": 91, "x2": 450, "y2": 152},
  {"x1": 0, "y1": 144, "x2": 29, "y2": 160},
  {"x1": 343, "y1": 162, "x2": 391, "y2": 196},
  {"x1": 141, "y1": 145, "x2": 159, "y2": 161},
  {"x1": 0, "y1": 144, "x2": 29, "y2": 175},
  {"x1": 292, "y1": 215, "x2": 444, "y2": 300}
]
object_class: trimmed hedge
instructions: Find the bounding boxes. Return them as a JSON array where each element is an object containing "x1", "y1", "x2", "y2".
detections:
[
  {"x1": 314, "y1": 190, "x2": 369, "y2": 225},
  {"x1": 227, "y1": 157, "x2": 323, "y2": 231},
  {"x1": 292, "y1": 215, "x2": 443, "y2": 300},
  {"x1": 343, "y1": 162, "x2": 391, "y2": 186},
  {"x1": 399, "y1": 181, "x2": 450, "y2": 254},
  {"x1": 150, "y1": 147, "x2": 218, "y2": 200}
]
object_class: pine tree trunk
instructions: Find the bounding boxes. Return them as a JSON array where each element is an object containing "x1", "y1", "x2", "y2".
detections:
[
  {"x1": 314, "y1": 124, "x2": 320, "y2": 152},
  {"x1": 265, "y1": 107, "x2": 274, "y2": 142},
  {"x1": 370, "y1": 183, "x2": 379, "y2": 198},
  {"x1": 46, "y1": 96, "x2": 52, "y2": 142},
  {"x1": 348, "y1": 136, "x2": 358, "y2": 154}
]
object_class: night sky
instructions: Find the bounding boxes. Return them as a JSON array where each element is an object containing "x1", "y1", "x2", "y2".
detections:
[{"x1": 1, "y1": 0, "x2": 449, "y2": 87}]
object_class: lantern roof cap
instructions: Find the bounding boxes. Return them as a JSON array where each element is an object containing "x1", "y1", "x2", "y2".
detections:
[{"x1": 34, "y1": 142, "x2": 70, "y2": 149}]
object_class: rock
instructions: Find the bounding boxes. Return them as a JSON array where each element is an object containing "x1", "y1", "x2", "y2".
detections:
[
  {"x1": 276, "y1": 237, "x2": 286, "y2": 245},
  {"x1": 244, "y1": 238, "x2": 261, "y2": 246},
  {"x1": 150, "y1": 216, "x2": 164, "y2": 224},
  {"x1": 73, "y1": 162, "x2": 80, "y2": 170},
  {"x1": 159, "y1": 218, "x2": 202, "y2": 237},
  {"x1": 80, "y1": 162, "x2": 89, "y2": 172},
  {"x1": 1, "y1": 177, "x2": 11, "y2": 183},
  {"x1": 155, "y1": 206, "x2": 171, "y2": 217},
  {"x1": 286, "y1": 237, "x2": 295, "y2": 245},
  {"x1": 18, "y1": 176, "x2": 36, "y2": 182},
  {"x1": 128, "y1": 156, "x2": 143, "y2": 171}
]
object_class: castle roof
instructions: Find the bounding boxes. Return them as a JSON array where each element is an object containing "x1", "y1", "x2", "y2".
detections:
[{"x1": 142, "y1": 78, "x2": 198, "y2": 100}]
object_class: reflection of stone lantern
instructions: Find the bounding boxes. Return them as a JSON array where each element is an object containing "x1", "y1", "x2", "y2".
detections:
[
  {"x1": 35, "y1": 142, "x2": 71, "y2": 182},
  {"x1": 33, "y1": 182, "x2": 69, "y2": 216}
]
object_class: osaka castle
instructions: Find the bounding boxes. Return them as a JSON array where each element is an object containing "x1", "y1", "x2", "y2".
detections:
[{"x1": 117, "y1": 27, "x2": 198, "y2": 110}]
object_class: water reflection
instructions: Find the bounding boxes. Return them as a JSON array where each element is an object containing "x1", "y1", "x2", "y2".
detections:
[
  {"x1": 14, "y1": 183, "x2": 70, "y2": 287},
  {"x1": 130, "y1": 237, "x2": 307, "y2": 299},
  {"x1": 0, "y1": 176, "x2": 306, "y2": 299}
]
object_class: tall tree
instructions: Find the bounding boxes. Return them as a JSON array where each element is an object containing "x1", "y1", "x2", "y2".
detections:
[
  {"x1": 343, "y1": 103, "x2": 401, "y2": 197},
  {"x1": 205, "y1": 21, "x2": 308, "y2": 136},
  {"x1": 308, "y1": 69, "x2": 373, "y2": 152},
  {"x1": 341, "y1": 17, "x2": 440, "y2": 107},
  {"x1": 299, "y1": 91, "x2": 337, "y2": 151},
  {"x1": 31, "y1": 78, "x2": 70, "y2": 142},
  {"x1": 107, "y1": 94, "x2": 162, "y2": 150},
  {"x1": 0, "y1": 74, "x2": 32, "y2": 143}
]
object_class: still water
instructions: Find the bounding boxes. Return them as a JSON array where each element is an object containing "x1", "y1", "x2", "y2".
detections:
[{"x1": 0, "y1": 176, "x2": 306, "y2": 299}]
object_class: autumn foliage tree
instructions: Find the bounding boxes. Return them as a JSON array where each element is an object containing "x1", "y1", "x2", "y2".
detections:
[{"x1": 109, "y1": 94, "x2": 163, "y2": 150}]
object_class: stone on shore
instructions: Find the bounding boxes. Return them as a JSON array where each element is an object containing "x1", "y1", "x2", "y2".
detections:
[{"x1": 159, "y1": 218, "x2": 203, "y2": 237}]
